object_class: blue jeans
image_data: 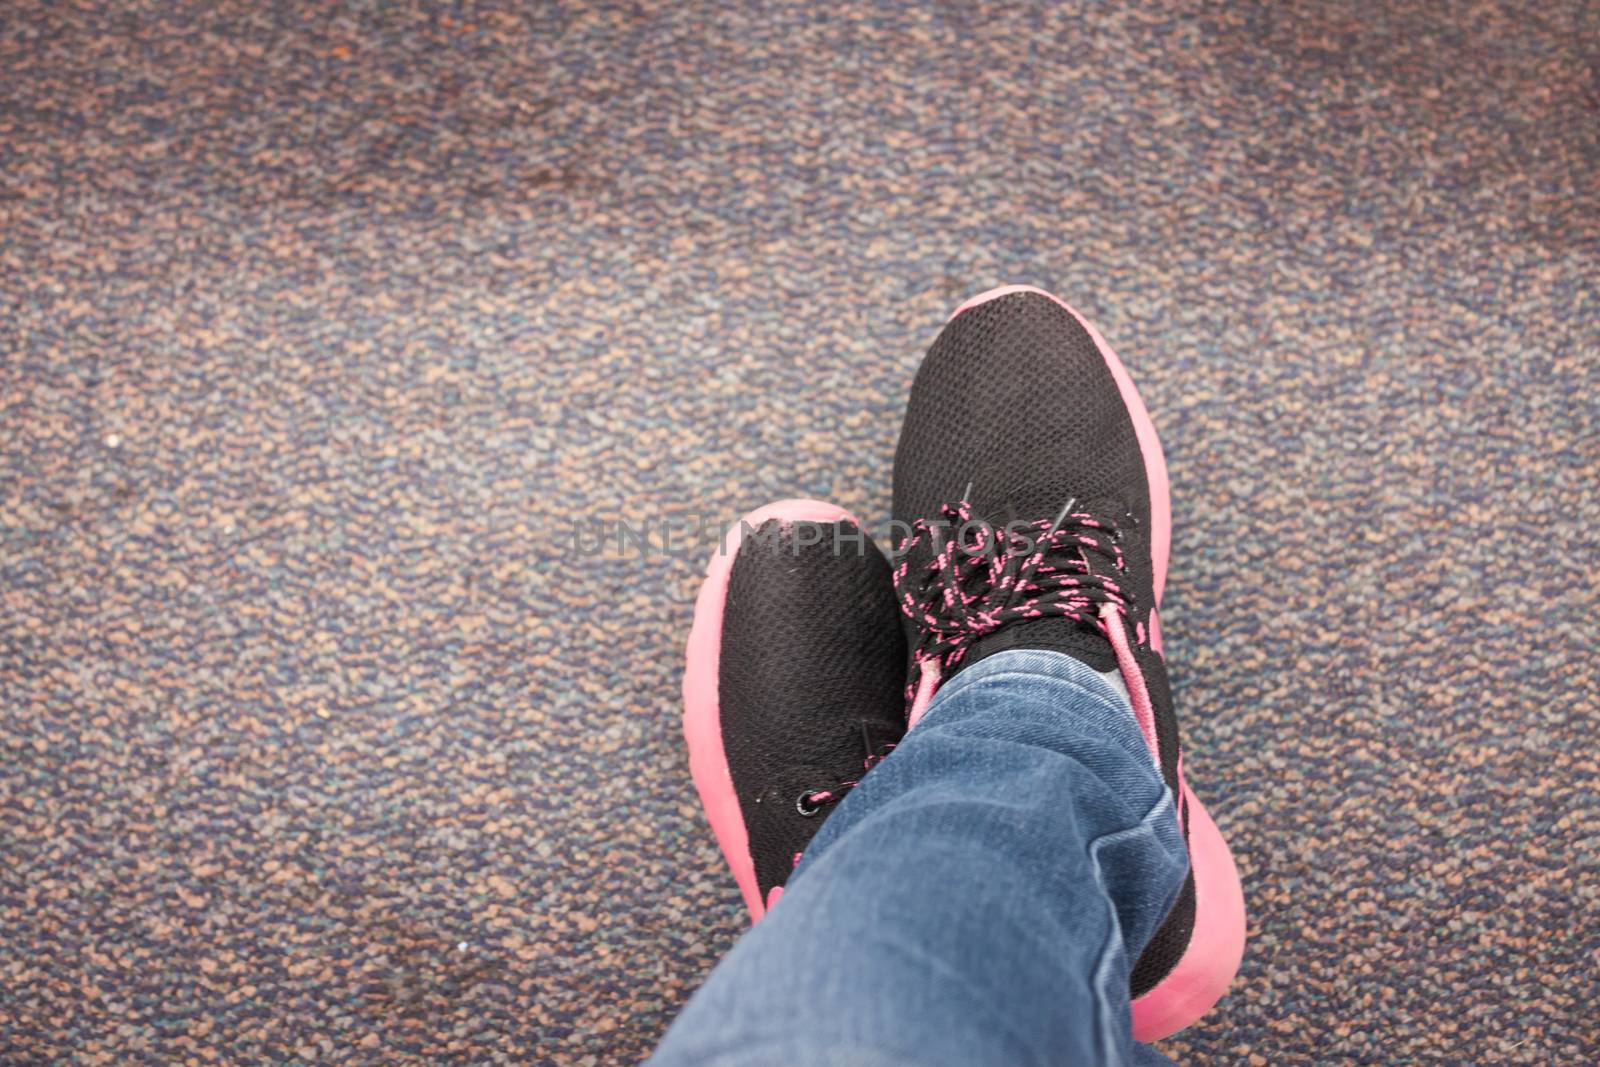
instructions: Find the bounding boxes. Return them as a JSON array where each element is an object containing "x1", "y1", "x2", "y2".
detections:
[{"x1": 651, "y1": 650, "x2": 1190, "y2": 1067}]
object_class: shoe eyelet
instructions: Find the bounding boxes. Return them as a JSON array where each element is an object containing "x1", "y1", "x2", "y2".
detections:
[{"x1": 795, "y1": 791, "x2": 824, "y2": 817}]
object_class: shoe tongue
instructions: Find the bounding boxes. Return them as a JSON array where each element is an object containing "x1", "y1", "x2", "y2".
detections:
[{"x1": 956, "y1": 617, "x2": 1116, "y2": 677}]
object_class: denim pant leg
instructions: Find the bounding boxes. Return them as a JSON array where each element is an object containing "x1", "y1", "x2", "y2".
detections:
[{"x1": 651, "y1": 649, "x2": 1191, "y2": 1067}]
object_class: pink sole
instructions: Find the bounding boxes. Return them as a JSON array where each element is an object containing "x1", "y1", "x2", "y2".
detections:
[
  {"x1": 953, "y1": 286, "x2": 1246, "y2": 1040},
  {"x1": 682, "y1": 498, "x2": 861, "y2": 923}
]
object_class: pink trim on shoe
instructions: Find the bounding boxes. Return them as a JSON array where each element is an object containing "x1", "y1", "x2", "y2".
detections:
[
  {"x1": 682, "y1": 498, "x2": 859, "y2": 924},
  {"x1": 1099, "y1": 603, "x2": 1161, "y2": 765},
  {"x1": 1130, "y1": 784, "x2": 1247, "y2": 1041},
  {"x1": 949, "y1": 285, "x2": 1171, "y2": 600},
  {"x1": 906, "y1": 660, "x2": 941, "y2": 729}
]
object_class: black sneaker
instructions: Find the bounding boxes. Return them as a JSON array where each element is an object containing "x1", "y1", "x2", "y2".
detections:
[
  {"x1": 683, "y1": 500, "x2": 907, "y2": 918},
  {"x1": 891, "y1": 286, "x2": 1245, "y2": 1040}
]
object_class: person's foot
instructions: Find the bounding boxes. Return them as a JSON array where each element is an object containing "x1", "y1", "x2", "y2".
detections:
[
  {"x1": 683, "y1": 500, "x2": 907, "y2": 919},
  {"x1": 891, "y1": 285, "x2": 1245, "y2": 1041}
]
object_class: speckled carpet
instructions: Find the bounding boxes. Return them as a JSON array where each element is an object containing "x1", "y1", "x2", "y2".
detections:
[{"x1": 4, "y1": 1, "x2": 1597, "y2": 1063}]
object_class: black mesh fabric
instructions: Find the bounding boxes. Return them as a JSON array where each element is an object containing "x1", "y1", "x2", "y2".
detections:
[
  {"x1": 1131, "y1": 872, "x2": 1197, "y2": 996},
  {"x1": 891, "y1": 290, "x2": 1193, "y2": 994},
  {"x1": 718, "y1": 519, "x2": 908, "y2": 899},
  {"x1": 892, "y1": 291, "x2": 1153, "y2": 544}
]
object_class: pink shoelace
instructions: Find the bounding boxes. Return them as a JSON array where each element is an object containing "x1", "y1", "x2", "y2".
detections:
[{"x1": 892, "y1": 496, "x2": 1163, "y2": 764}]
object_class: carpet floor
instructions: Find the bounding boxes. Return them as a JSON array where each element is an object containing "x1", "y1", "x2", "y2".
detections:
[{"x1": 3, "y1": 1, "x2": 1597, "y2": 1063}]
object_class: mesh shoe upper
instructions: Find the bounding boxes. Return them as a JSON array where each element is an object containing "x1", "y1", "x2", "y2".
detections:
[
  {"x1": 893, "y1": 291, "x2": 1153, "y2": 542},
  {"x1": 891, "y1": 290, "x2": 1194, "y2": 997},
  {"x1": 718, "y1": 519, "x2": 908, "y2": 900}
]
